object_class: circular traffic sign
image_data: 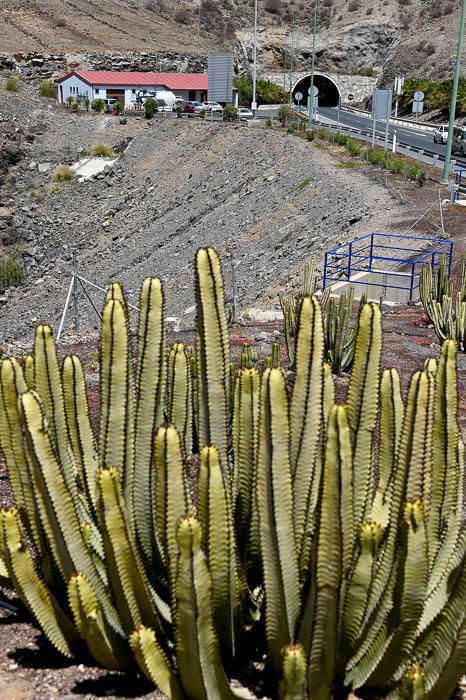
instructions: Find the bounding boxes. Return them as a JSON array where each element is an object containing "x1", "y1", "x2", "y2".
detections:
[
  {"x1": 309, "y1": 85, "x2": 319, "y2": 97},
  {"x1": 295, "y1": 91, "x2": 303, "y2": 101},
  {"x1": 347, "y1": 93, "x2": 355, "y2": 101},
  {"x1": 414, "y1": 90, "x2": 425, "y2": 101}
]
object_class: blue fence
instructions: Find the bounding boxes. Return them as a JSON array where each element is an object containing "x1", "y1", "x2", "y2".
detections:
[
  {"x1": 323, "y1": 233, "x2": 453, "y2": 301},
  {"x1": 455, "y1": 169, "x2": 465, "y2": 201}
]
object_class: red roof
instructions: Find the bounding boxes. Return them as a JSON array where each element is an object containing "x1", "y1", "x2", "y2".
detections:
[{"x1": 57, "y1": 70, "x2": 208, "y2": 90}]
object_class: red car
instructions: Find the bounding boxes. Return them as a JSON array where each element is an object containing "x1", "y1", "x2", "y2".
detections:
[{"x1": 183, "y1": 102, "x2": 196, "y2": 113}]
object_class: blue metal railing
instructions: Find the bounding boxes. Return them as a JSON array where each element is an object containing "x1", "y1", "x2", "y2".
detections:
[
  {"x1": 455, "y1": 169, "x2": 465, "y2": 201},
  {"x1": 323, "y1": 233, "x2": 453, "y2": 301}
]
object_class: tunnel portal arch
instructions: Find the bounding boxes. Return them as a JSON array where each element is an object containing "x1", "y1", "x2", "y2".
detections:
[{"x1": 292, "y1": 73, "x2": 341, "y2": 108}]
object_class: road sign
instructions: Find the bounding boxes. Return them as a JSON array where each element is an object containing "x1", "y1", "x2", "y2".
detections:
[
  {"x1": 414, "y1": 90, "x2": 425, "y2": 102},
  {"x1": 372, "y1": 89, "x2": 392, "y2": 119},
  {"x1": 309, "y1": 85, "x2": 319, "y2": 97},
  {"x1": 412, "y1": 100, "x2": 424, "y2": 114},
  {"x1": 294, "y1": 91, "x2": 303, "y2": 102},
  {"x1": 347, "y1": 93, "x2": 355, "y2": 101},
  {"x1": 394, "y1": 76, "x2": 405, "y2": 95}
]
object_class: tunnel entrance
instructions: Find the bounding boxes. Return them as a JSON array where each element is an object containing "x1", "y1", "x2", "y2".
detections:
[{"x1": 292, "y1": 73, "x2": 341, "y2": 108}]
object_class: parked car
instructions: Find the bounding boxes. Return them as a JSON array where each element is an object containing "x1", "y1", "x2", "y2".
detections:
[
  {"x1": 452, "y1": 125, "x2": 466, "y2": 157},
  {"x1": 434, "y1": 125, "x2": 449, "y2": 144},
  {"x1": 103, "y1": 98, "x2": 118, "y2": 113},
  {"x1": 183, "y1": 101, "x2": 197, "y2": 113},
  {"x1": 202, "y1": 101, "x2": 223, "y2": 113},
  {"x1": 238, "y1": 107, "x2": 254, "y2": 120},
  {"x1": 191, "y1": 101, "x2": 203, "y2": 113}
]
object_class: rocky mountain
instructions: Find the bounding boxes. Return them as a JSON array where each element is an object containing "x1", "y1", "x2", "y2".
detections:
[{"x1": 0, "y1": 0, "x2": 464, "y2": 84}]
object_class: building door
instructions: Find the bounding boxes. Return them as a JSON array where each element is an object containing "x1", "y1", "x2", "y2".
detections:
[
  {"x1": 106, "y1": 89, "x2": 125, "y2": 106},
  {"x1": 188, "y1": 90, "x2": 196, "y2": 101},
  {"x1": 59, "y1": 85, "x2": 63, "y2": 103}
]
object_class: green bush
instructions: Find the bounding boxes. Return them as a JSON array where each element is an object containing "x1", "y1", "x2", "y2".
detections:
[
  {"x1": 367, "y1": 148, "x2": 386, "y2": 167},
  {"x1": 39, "y1": 80, "x2": 57, "y2": 98},
  {"x1": 91, "y1": 143, "x2": 115, "y2": 158},
  {"x1": 198, "y1": 108, "x2": 206, "y2": 119},
  {"x1": 346, "y1": 137, "x2": 362, "y2": 156},
  {"x1": 233, "y1": 72, "x2": 288, "y2": 105},
  {"x1": 52, "y1": 164, "x2": 75, "y2": 182},
  {"x1": 91, "y1": 98, "x2": 105, "y2": 112},
  {"x1": 0, "y1": 247, "x2": 24, "y2": 290},
  {"x1": 278, "y1": 104, "x2": 294, "y2": 127},
  {"x1": 144, "y1": 97, "x2": 158, "y2": 119},
  {"x1": 5, "y1": 75, "x2": 20, "y2": 92},
  {"x1": 71, "y1": 101, "x2": 80, "y2": 112},
  {"x1": 112, "y1": 101, "x2": 123, "y2": 114},
  {"x1": 223, "y1": 103, "x2": 238, "y2": 121},
  {"x1": 406, "y1": 162, "x2": 426, "y2": 184},
  {"x1": 305, "y1": 129, "x2": 315, "y2": 141},
  {"x1": 66, "y1": 95, "x2": 74, "y2": 107},
  {"x1": 387, "y1": 155, "x2": 404, "y2": 174},
  {"x1": 119, "y1": 117, "x2": 127, "y2": 125}
]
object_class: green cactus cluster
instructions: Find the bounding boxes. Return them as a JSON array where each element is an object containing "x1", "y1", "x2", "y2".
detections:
[
  {"x1": 0, "y1": 248, "x2": 465, "y2": 699},
  {"x1": 420, "y1": 255, "x2": 466, "y2": 351},
  {"x1": 279, "y1": 262, "x2": 366, "y2": 373}
]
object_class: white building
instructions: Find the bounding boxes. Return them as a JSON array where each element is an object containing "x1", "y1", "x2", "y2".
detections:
[{"x1": 56, "y1": 70, "x2": 211, "y2": 109}]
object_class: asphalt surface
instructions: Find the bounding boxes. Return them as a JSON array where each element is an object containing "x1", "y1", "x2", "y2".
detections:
[{"x1": 319, "y1": 107, "x2": 466, "y2": 168}]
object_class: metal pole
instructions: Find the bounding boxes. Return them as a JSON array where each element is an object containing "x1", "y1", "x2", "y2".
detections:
[
  {"x1": 372, "y1": 107, "x2": 376, "y2": 147},
  {"x1": 289, "y1": 13, "x2": 295, "y2": 106},
  {"x1": 56, "y1": 276, "x2": 75, "y2": 342},
  {"x1": 442, "y1": 0, "x2": 466, "y2": 184},
  {"x1": 392, "y1": 129, "x2": 397, "y2": 154},
  {"x1": 308, "y1": 0, "x2": 318, "y2": 130},
  {"x1": 337, "y1": 93, "x2": 340, "y2": 129},
  {"x1": 251, "y1": 0, "x2": 258, "y2": 113},
  {"x1": 384, "y1": 117, "x2": 389, "y2": 151},
  {"x1": 197, "y1": 0, "x2": 201, "y2": 46},
  {"x1": 438, "y1": 188, "x2": 445, "y2": 236},
  {"x1": 72, "y1": 251, "x2": 79, "y2": 332}
]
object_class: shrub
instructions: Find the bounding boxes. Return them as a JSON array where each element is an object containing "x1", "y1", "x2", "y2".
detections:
[
  {"x1": 91, "y1": 98, "x2": 105, "y2": 112},
  {"x1": 112, "y1": 101, "x2": 123, "y2": 115},
  {"x1": 234, "y1": 73, "x2": 288, "y2": 106},
  {"x1": 71, "y1": 101, "x2": 80, "y2": 112},
  {"x1": 5, "y1": 75, "x2": 20, "y2": 92},
  {"x1": 174, "y1": 8, "x2": 190, "y2": 23},
  {"x1": 90, "y1": 143, "x2": 115, "y2": 158},
  {"x1": 406, "y1": 162, "x2": 426, "y2": 184},
  {"x1": 198, "y1": 108, "x2": 206, "y2": 119},
  {"x1": 305, "y1": 129, "x2": 315, "y2": 141},
  {"x1": 387, "y1": 155, "x2": 404, "y2": 174},
  {"x1": 346, "y1": 137, "x2": 362, "y2": 156},
  {"x1": 119, "y1": 117, "x2": 127, "y2": 125},
  {"x1": 0, "y1": 247, "x2": 24, "y2": 290},
  {"x1": 39, "y1": 79, "x2": 57, "y2": 98},
  {"x1": 223, "y1": 103, "x2": 238, "y2": 121},
  {"x1": 52, "y1": 164, "x2": 75, "y2": 182},
  {"x1": 278, "y1": 104, "x2": 294, "y2": 127},
  {"x1": 144, "y1": 97, "x2": 158, "y2": 119},
  {"x1": 367, "y1": 148, "x2": 386, "y2": 167}
]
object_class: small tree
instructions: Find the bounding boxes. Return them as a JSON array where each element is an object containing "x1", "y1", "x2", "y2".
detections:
[
  {"x1": 144, "y1": 97, "x2": 158, "y2": 119},
  {"x1": 66, "y1": 95, "x2": 74, "y2": 107},
  {"x1": 278, "y1": 104, "x2": 294, "y2": 127},
  {"x1": 91, "y1": 98, "x2": 105, "y2": 112},
  {"x1": 112, "y1": 101, "x2": 123, "y2": 115},
  {"x1": 39, "y1": 80, "x2": 57, "y2": 98},
  {"x1": 71, "y1": 101, "x2": 80, "y2": 112},
  {"x1": 223, "y1": 103, "x2": 238, "y2": 121},
  {"x1": 5, "y1": 75, "x2": 20, "y2": 92}
]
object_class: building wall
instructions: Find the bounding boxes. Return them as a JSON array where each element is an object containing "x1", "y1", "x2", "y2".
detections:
[{"x1": 58, "y1": 75, "x2": 92, "y2": 103}]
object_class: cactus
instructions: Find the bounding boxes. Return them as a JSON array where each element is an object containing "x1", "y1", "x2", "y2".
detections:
[
  {"x1": 279, "y1": 264, "x2": 359, "y2": 373},
  {"x1": 0, "y1": 248, "x2": 465, "y2": 700},
  {"x1": 420, "y1": 255, "x2": 466, "y2": 351}
]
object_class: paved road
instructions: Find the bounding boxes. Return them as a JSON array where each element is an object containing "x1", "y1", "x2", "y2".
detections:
[{"x1": 319, "y1": 107, "x2": 466, "y2": 168}]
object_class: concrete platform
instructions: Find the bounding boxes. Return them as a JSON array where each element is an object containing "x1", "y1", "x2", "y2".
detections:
[
  {"x1": 71, "y1": 156, "x2": 118, "y2": 182},
  {"x1": 327, "y1": 269, "x2": 419, "y2": 304}
]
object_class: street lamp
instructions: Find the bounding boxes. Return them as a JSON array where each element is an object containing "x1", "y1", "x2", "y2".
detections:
[
  {"x1": 251, "y1": 0, "x2": 258, "y2": 114},
  {"x1": 307, "y1": 0, "x2": 318, "y2": 129},
  {"x1": 442, "y1": 0, "x2": 466, "y2": 184}
]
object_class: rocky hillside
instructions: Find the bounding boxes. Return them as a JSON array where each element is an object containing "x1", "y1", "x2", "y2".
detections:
[
  {"x1": 0, "y1": 0, "x2": 464, "y2": 82},
  {"x1": 0, "y1": 88, "x2": 404, "y2": 346}
]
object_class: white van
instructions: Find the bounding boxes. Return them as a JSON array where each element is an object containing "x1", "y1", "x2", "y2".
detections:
[{"x1": 433, "y1": 125, "x2": 449, "y2": 144}]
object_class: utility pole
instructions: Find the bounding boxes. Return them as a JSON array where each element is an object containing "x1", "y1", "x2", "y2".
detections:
[
  {"x1": 442, "y1": 0, "x2": 466, "y2": 184},
  {"x1": 307, "y1": 0, "x2": 318, "y2": 129},
  {"x1": 197, "y1": 0, "x2": 202, "y2": 46},
  {"x1": 251, "y1": 0, "x2": 258, "y2": 113},
  {"x1": 289, "y1": 12, "x2": 295, "y2": 105}
]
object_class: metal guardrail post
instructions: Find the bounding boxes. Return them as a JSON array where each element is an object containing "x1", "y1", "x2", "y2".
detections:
[
  {"x1": 369, "y1": 233, "x2": 374, "y2": 272},
  {"x1": 347, "y1": 242, "x2": 353, "y2": 282},
  {"x1": 323, "y1": 252, "x2": 328, "y2": 289},
  {"x1": 448, "y1": 241, "x2": 454, "y2": 276}
]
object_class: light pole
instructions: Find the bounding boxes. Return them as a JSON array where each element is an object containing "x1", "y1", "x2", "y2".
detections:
[
  {"x1": 442, "y1": 0, "x2": 466, "y2": 184},
  {"x1": 251, "y1": 0, "x2": 258, "y2": 114},
  {"x1": 307, "y1": 0, "x2": 318, "y2": 129}
]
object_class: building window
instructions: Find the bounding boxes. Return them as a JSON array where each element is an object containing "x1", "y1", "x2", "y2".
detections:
[
  {"x1": 132, "y1": 89, "x2": 136, "y2": 94},
  {"x1": 95, "y1": 88, "x2": 99, "y2": 94}
]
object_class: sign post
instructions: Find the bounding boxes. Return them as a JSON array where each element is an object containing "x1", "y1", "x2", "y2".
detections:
[
  {"x1": 412, "y1": 90, "x2": 425, "y2": 121},
  {"x1": 308, "y1": 84, "x2": 318, "y2": 128},
  {"x1": 371, "y1": 89, "x2": 392, "y2": 150},
  {"x1": 295, "y1": 90, "x2": 303, "y2": 115},
  {"x1": 394, "y1": 76, "x2": 404, "y2": 118}
]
